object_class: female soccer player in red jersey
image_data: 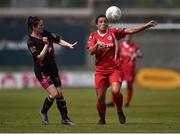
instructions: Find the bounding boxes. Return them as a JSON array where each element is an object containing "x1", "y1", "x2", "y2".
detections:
[
  {"x1": 86, "y1": 14, "x2": 156, "y2": 124},
  {"x1": 107, "y1": 34, "x2": 143, "y2": 107},
  {"x1": 27, "y1": 16, "x2": 77, "y2": 125}
]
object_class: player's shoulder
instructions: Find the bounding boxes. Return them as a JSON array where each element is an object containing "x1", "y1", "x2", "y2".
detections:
[
  {"x1": 89, "y1": 31, "x2": 98, "y2": 36},
  {"x1": 43, "y1": 30, "x2": 51, "y2": 36},
  {"x1": 119, "y1": 42, "x2": 126, "y2": 48},
  {"x1": 27, "y1": 36, "x2": 35, "y2": 46},
  {"x1": 109, "y1": 27, "x2": 123, "y2": 32},
  {"x1": 88, "y1": 31, "x2": 98, "y2": 39},
  {"x1": 43, "y1": 30, "x2": 60, "y2": 40},
  {"x1": 108, "y1": 27, "x2": 126, "y2": 39},
  {"x1": 120, "y1": 41, "x2": 126, "y2": 46},
  {"x1": 131, "y1": 42, "x2": 139, "y2": 48},
  {"x1": 108, "y1": 27, "x2": 116, "y2": 31}
]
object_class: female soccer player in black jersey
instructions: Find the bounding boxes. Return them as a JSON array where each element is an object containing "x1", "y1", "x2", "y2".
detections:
[{"x1": 27, "y1": 16, "x2": 77, "y2": 125}]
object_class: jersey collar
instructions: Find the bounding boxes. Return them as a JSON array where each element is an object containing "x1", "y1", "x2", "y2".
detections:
[{"x1": 97, "y1": 29, "x2": 108, "y2": 37}]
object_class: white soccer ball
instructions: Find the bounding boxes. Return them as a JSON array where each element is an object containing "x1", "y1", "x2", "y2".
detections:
[{"x1": 105, "y1": 6, "x2": 122, "y2": 22}]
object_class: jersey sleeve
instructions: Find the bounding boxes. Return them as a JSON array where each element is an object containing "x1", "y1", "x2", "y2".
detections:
[
  {"x1": 86, "y1": 33, "x2": 96, "y2": 49},
  {"x1": 27, "y1": 39, "x2": 39, "y2": 57},
  {"x1": 50, "y1": 33, "x2": 61, "y2": 44},
  {"x1": 110, "y1": 27, "x2": 126, "y2": 40},
  {"x1": 44, "y1": 30, "x2": 61, "y2": 44}
]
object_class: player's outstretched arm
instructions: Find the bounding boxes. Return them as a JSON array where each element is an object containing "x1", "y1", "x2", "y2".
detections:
[
  {"x1": 59, "y1": 39, "x2": 77, "y2": 49},
  {"x1": 124, "y1": 20, "x2": 157, "y2": 34}
]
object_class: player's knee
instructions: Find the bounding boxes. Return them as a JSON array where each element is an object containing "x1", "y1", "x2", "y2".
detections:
[
  {"x1": 97, "y1": 95, "x2": 105, "y2": 103},
  {"x1": 51, "y1": 91, "x2": 59, "y2": 98}
]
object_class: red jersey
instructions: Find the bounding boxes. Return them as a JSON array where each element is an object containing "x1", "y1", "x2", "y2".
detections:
[
  {"x1": 119, "y1": 42, "x2": 140, "y2": 81},
  {"x1": 119, "y1": 42, "x2": 140, "y2": 68},
  {"x1": 87, "y1": 27, "x2": 126, "y2": 74}
]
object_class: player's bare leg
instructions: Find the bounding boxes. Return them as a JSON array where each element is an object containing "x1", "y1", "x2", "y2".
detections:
[
  {"x1": 106, "y1": 94, "x2": 115, "y2": 107},
  {"x1": 96, "y1": 88, "x2": 107, "y2": 124},
  {"x1": 111, "y1": 82, "x2": 126, "y2": 124},
  {"x1": 125, "y1": 81, "x2": 133, "y2": 107}
]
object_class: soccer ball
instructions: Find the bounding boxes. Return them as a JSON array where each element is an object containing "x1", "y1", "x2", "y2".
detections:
[{"x1": 105, "y1": 6, "x2": 122, "y2": 22}]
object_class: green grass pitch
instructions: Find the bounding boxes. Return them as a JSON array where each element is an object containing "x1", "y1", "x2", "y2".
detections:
[{"x1": 0, "y1": 87, "x2": 180, "y2": 133}]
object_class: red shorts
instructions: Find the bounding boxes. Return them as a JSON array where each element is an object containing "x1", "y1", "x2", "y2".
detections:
[
  {"x1": 95, "y1": 69, "x2": 122, "y2": 89},
  {"x1": 122, "y1": 66, "x2": 135, "y2": 82}
]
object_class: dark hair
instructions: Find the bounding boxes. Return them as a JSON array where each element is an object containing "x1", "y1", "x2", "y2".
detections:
[
  {"x1": 27, "y1": 16, "x2": 42, "y2": 35},
  {"x1": 95, "y1": 14, "x2": 107, "y2": 24}
]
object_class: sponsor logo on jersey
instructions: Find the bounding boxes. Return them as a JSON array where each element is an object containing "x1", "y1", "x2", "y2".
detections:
[{"x1": 106, "y1": 43, "x2": 113, "y2": 47}]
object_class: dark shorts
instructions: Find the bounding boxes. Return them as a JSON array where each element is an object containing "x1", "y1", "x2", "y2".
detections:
[{"x1": 34, "y1": 65, "x2": 61, "y2": 89}]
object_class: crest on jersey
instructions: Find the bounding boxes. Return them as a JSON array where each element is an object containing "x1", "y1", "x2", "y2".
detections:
[{"x1": 107, "y1": 35, "x2": 112, "y2": 40}]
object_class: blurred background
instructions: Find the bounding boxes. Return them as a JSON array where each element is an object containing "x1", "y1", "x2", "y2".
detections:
[{"x1": 0, "y1": 0, "x2": 180, "y2": 89}]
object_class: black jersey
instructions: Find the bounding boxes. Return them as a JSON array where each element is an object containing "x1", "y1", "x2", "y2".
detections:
[{"x1": 27, "y1": 30, "x2": 60, "y2": 68}]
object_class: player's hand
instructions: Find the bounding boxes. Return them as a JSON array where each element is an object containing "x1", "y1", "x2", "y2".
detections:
[
  {"x1": 68, "y1": 41, "x2": 77, "y2": 49},
  {"x1": 97, "y1": 40, "x2": 105, "y2": 47},
  {"x1": 42, "y1": 37, "x2": 49, "y2": 45},
  {"x1": 146, "y1": 20, "x2": 157, "y2": 28}
]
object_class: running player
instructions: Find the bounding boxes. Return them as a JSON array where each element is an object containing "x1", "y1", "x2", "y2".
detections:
[
  {"x1": 27, "y1": 16, "x2": 77, "y2": 125},
  {"x1": 86, "y1": 14, "x2": 156, "y2": 124},
  {"x1": 107, "y1": 34, "x2": 143, "y2": 107}
]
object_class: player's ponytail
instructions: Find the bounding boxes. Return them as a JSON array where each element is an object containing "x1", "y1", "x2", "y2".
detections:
[{"x1": 27, "y1": 16, "x2": 41, "y2": 35}]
